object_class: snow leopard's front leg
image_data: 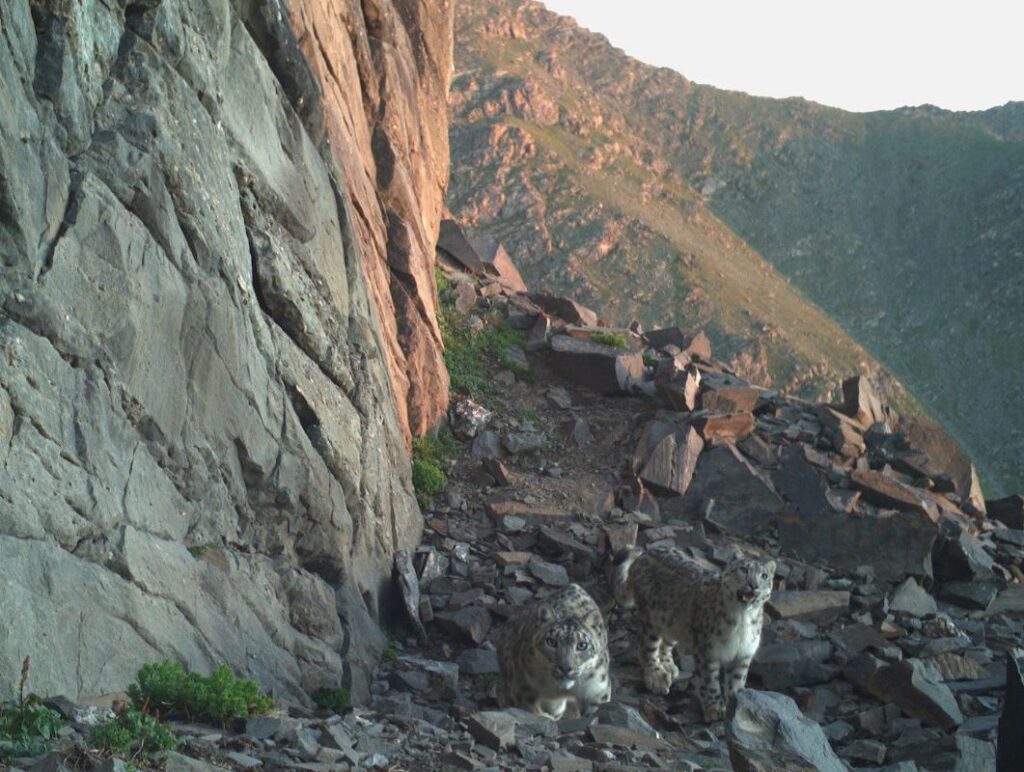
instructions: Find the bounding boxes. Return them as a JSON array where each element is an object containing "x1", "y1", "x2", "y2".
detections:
[
  {"x1": 722, "y1": 654, "x2": 753, "y2": 704},
  {"x1": 693, "y1": 649, "x2": 725, "y2": 722}
]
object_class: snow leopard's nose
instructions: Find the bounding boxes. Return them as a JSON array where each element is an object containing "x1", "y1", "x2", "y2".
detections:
[{"x1": 556, "y1": 663, "x2": 575, "y2": 678}]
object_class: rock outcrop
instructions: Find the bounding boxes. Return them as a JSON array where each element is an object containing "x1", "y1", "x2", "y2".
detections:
[{"x1": 0, "y1": 0, "x2": 450, "y2": 703}]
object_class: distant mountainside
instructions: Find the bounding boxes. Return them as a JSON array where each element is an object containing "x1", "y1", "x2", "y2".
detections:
[{"x1": 446, "y1": 0, "x2": 1024, "y2": 495}]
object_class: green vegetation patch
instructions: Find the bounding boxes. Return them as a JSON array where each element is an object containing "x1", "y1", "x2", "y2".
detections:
[
  {"x1": 0, "y1": 698, "x2": 62, "y2": 759},
  {"x1": 589, "y1": 331, "x2": 629, "y2": 348},
  {"x1": 311, "y1": 687, "x2": 350, "y2": 714},
  {"x1": 91, "y1": 709, "x2": 177, "y2": 759},
  {"x1": 411, "y1": 430, "x2": 455, "y2": 509},
  {"x1": 128, "y1": 660, "x2": 274, "y2": 725},
  {"x1": 439, "y1": 305, "x2": 529, "y2": 396}
]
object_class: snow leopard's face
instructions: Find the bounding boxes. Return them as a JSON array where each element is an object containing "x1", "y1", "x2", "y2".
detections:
[
  {"x1": 534, "y1": 610, "x2": 604, "y2": 687},
  {"x1": 721, "y1": 558, "x2": 775, "y2": 606}
]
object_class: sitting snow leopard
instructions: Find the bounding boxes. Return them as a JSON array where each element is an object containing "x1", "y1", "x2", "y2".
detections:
[
  {"x1": 613, "y1": 545, "x2": 775, "y2": 722},
  {"x1": 497, "y1": 583, "x2": 612, "y2": 719}
]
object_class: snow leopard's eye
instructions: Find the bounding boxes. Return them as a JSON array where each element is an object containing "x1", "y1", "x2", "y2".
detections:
[
  {"x1": 760, "y1": 571, "x2": 768, "y2": 580},
  {"x1": 576, "y1": 640, "x2": 590, "y2": 651},
  {"x1": 545, "y1": 635, "x2": 558, "y2": 648}
]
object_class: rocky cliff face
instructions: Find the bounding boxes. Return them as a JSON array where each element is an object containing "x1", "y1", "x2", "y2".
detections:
[{"x1": 0, "y1": 0, "x2": 450, "y2": 703}]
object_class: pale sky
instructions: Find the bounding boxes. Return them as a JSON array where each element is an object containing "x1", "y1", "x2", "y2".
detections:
[{"x1": 540, "y1": 1, "x2": 1024, "y2": 113}]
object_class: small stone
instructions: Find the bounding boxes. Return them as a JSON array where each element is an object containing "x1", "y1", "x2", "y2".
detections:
[
  {"x1": 890, "y1": 577, "x2": 938, "y2": 617},
  {"x1": 434, "y1": 606, "x2": 492, "y2": 644},
  {"x1": 471, "y1": 430, "x2": 504, "y2": 460},
  {"x1": 223, "y1": 752, "x2": 262, "y2": 768},
  {"x1": 530, "y1": 557, "x2": 570, "y2": 586},
  {"x1": 840, "y1": 738, "x2": 887, "y2": 764},
  {"x1": 456, "y1": 648, "x2": 500, "y2": 675},
  {"x1": 466, "y1": 710, "x2": 517, "y2": 750},
  {"x1": 595, "y1": 702, "x2": 660, "y2": 738},
  {"x1": 503, "y1": 431, "x2": 545, "y2": 454},
  {"x1": 750, "y1": 640, "x2": 838, "y2": 689},
  {"x1": 547, "y1": 386, "x2": 573, "y2": 409},
  {"x1": 588, "y1": 724, "x2": 668, "y2": 750}
]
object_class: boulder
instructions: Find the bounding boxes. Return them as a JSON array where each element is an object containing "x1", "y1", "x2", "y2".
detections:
[
  {"x1": 700, "y1": 386, "x2": 762, "y2": 414},
  {"x1": 988, "y1": 495, "x2": 1024, "y2": 529},
  {"x1": 771, "y1": 448, "x2": 832, "y2": 517},
  {"x1": 675, "y1": 445, "x2": 785, "y2": 533},
  {"x1": 727, "y1": 689, "x2": 846, "y2": 772},
  {"x1": 842, "y1": 376, "x2": 886, "y2": 427},
  {"x1": 467, "y1": 236, "x2": 528, "y2": 292},
  {"x1": 850, "y1": 469, "x2": 940, "y2": 521},
  {"x1": 437, "y1": 219, "x2": 488, "y2": 274},
  {"x1": 896, "y1": 416, "x2": 986, "y2": 516},
  {"x1": 778, "y1": 509, "x2": 936, "y2": 582},
  {"x1": 866, "y1": 659, "x2": 963, "y2": 729},
  {"x1": 527, "y1": 293, "x2": 601, "y2": 327},
  {"x1": 691, "y1": 412, "x2": 756, "y2": 441},
  {"x1": 632, "y1": 420, "x2": 704, "y2": 497},
  {"x1": 466, "y1": 710, "x2": 517, "y2": 750},
  {"x1": 933, "y1": 523, "x2": 996, "y2": 582},
  {"x1": 549, "y1": 335, "x2": 644, "y2": 395},
  {"x1": 749, "y1": 641, "x2": 838, "y2": 689},
  {"x1": 644, "y1": 328, "x2": 712, "y2": 360},
  {"x1": 815, "y1": 407, "x2": 866, "y2": 458},
  {"x1": 654, "y1": 358, "x2": 701, "y2": 412}
]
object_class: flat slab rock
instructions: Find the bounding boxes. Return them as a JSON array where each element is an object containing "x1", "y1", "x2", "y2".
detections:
[
  {"x1": 549, "y1": 335, "x2": 644, "y2": 395},
  {"x1": 767, "y1": 590, "x2": 850, "y2": 624},
  {"x1": 866, "y1": 658, "x2": 964, "y2": 729}
]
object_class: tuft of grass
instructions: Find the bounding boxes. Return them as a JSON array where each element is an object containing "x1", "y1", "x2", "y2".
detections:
[
  {"x1": 0, "y1": 657, "x2": 63, "y2": 760},
  {"x1": 590, "y1": 331, "x2": 629, "y2": 348},
  {"x1": 411, "y1": 430, "x2": 454, "y2": 509},
  {"x1": 434, "y1": 265, "x2": 451, "y2": 295},
  {"x1": 439, "y1": 306, "x2": 529, "y2": 396},
  {"x1": 91, "y1": 709, "x2": 176, "y2": 759},
  {"x1": 311, "y1": 688, "x2": 350, "y2": 714},
  {"x1": 128, "y1": 661, "x2": 274, "y2": 726}
]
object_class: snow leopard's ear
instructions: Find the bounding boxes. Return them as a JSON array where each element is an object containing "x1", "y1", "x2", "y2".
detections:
[
  {"x1": 764, "y1": 560, "x2": 777, "y2": 576},
  {"x1": 538, "y1": 604, "x2": 555, "y2": 623}
]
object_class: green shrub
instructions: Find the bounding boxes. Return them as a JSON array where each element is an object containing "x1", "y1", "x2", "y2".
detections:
[
  {"x1": 411, "y1": 456, "x2": 446, "y2": 509},
  {"x1": 590, "y1": 331, "x2": 629, "y2": 348},
  {"x1": 91, "y1": 709, "x2": 176, "y2": 758},
  {"x1": 439, "y1": 306, "x2": 529, "y2": 396},
  {"x1": 434, "y1": 265, "x2": 451, "y2": 295},
  {"x1": 128, "y1": 661, "x2": 274, "y2": 725},
  {"x1": 311, "y1": 688, "x2": 350, "y2": 714},
  {"x1": 0, "y1": 699, "x2": 62, "y2": 759}
]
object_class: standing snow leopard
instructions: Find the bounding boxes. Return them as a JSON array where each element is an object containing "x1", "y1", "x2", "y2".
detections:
[
  {"x1": 613, "y1": 545, "x2": 775, "y2": 722},
  {"x1": 497, "y1": 583, "x2": 612, "y2": 719}
]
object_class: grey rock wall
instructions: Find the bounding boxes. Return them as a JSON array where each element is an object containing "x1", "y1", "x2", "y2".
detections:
[{"x1": 0, "y1": 0, "x2": 432, "y2": 704}]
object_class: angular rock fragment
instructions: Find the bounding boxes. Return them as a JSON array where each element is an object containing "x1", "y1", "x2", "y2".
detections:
[
  {"x1": 466, "y1": 710, "x2": 517, "y2": 750},
  {"x1": 771, "y1": 448, "x2": 832, "y2": 517},
  {"x1": 530, "y1": 557, "x2": 570, "y2": 586},
  {"x1": 485, "y1": 498, "x2": 569, "y2": 525},
  {"x1": 890, "y1": 577, "x2": 938, "y2": 617},
  {"x1": 938, "y1": 581, "x2": 998, "y2": 611},
  {"x1": 767, "y1": 590, "x2": 850, "y2": 624},
  {"x1": 691, "y1": 412, "x2": 755, "y2": 441},
  {"x1": 842, "y1": 376, "x2": 887, "y2": 427},
  {"x1": 644, "y1": 328, "x2": 712, "y2": 360},
  {"x1": 866, "y1": 659, "x2": 963, "y2": 729},
  {"x1": 815, "y1": 406, "x2": 866, "y2": 458},
  {"x1": 896, "y1": 416, "x2": 986, "y2": 516},
  {"x1": 454, "y1": 281, "x2": 477, "y2": 314},
  {"x1": 654, "y1": 357, "x2": 700, "y2": 411},
  {"x1": 469, "y1": 236, "x2": 528, "y2": 293},
  {"x1": 676, "y1": 445, "x2": 784, "y2": 533},
  {"x1": 777, "y1": 509, "x2": 936, "y2": 582},
  {"x1": 527, "y1": 293, "x2": 601, "y2": 327},
  {"x1": 434, "y1": 606, "x2": 491, "y2": 645},
  {"x1": 749, "y1": 641, "x2": 838, "y2": 689},
  {"x1": 437, "y1": 219, "x2": 488, "y2": 274},
  {"x1": 549, "y1": 335, "x2": 644, "y2": 395},
  {"x1": 632, "y1": 420, "x2": 704, "y2": 497},
  {"x1": 850, "y1": 469, "x2": 939, "y2": 521},
  {"x1": 988, "y1": 495, "x2": 1024, "y2": 529},
  {"x1": 933, "y1": 523, "x2": 996, "y2": 582},
  {"x1": 700, "y1": 386, "x2": 762, "y2": 414},
  {"x1": 727, "y1": 690, "x2": 846, "y2": 772}
]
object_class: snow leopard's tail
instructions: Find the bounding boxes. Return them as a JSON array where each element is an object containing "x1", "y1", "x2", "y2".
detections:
[{"x1": 611, "y1": 547, "x2": 642, "y2": 608}]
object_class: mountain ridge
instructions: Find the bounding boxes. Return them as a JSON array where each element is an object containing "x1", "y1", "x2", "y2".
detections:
[{"x1": 446, "y1": 0, "x2": 1024, "y2": 494}]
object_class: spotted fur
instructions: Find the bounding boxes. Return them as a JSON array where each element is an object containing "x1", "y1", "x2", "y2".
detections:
[
  {"x1": 614, "y1": 546, "x2": 775, "y2": 722},
  {"x1": 497, "y1": 584, "x2": 612, "y2": 719}
]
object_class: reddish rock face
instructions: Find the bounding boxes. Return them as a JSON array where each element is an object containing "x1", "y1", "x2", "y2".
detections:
[{"x1": 285, "y1": 0, "x2": 453, "y2": 442}]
